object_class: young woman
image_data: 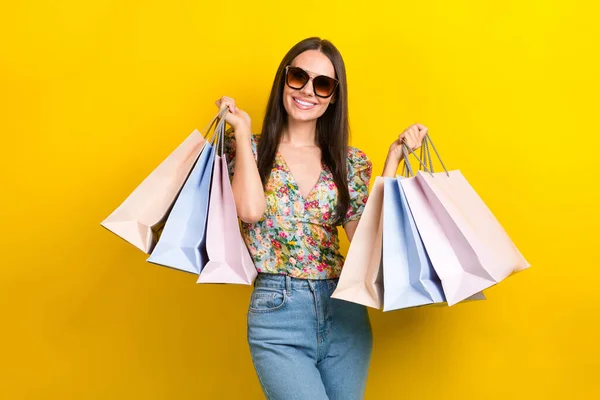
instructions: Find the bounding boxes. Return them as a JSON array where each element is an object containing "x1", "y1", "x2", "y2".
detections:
[{"x1": 215, "y1": 37, "x2": 427, "y2": 400}]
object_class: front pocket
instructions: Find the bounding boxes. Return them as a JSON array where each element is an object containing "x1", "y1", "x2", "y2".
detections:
[{"x1": 248, "y1": 288, "x2": 287, "y2": 313}]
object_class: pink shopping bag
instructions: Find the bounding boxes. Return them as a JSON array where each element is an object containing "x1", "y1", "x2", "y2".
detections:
[
  {"x1": 401, "y1": 137, "x2": 529, "y2": 305},
  {"x1": 418, "y1": 169, "x2": 529, "y2": 279},
  {"x1": 197, "y1": 120, "x2": 257, "y2": 285}
]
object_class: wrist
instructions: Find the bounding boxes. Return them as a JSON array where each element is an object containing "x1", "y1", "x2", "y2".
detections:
[
  {"x1": 233, "y1": 125, "x2": 252, "y2": 139},
  {"x1": 385, "y1": 151, "x2": 403, "y2": 166}
]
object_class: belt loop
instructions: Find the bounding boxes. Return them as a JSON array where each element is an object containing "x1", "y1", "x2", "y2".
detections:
[{"x1": 285, "y1": 275, "x2": 292, "y2": 296}]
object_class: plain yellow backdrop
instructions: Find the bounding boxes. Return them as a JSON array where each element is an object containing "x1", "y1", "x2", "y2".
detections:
[{"x1": 1, "y1": 0, "x2": 599, "y2": 399}]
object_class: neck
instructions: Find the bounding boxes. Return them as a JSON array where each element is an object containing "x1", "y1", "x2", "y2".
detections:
[{"x1": 281, "y1": 118, "x2": 318, "y2": 147}]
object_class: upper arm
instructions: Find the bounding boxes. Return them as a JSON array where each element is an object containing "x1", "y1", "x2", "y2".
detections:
[
  {"x1": 343, "y1": 219, "x2": 360, "y2": 242},
  {"x1": 342, "y1": 147, "x2": 373, "y2": 227},
  {"x1": 223, "y1": 127, "x2": 259, "y2": 181}
]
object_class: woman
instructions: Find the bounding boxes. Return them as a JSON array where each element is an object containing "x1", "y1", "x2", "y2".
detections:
[{"x1": 216, "y1": 37, "x2": 427, "y2": 400}]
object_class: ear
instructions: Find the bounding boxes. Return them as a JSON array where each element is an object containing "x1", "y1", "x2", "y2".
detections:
[{"x1": 330, "y1": 95, "x2": 337, "y2": 104}]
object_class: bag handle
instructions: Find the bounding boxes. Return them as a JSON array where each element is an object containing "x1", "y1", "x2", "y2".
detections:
[
  {"x1": 201, "y1": 108, "x2": 226, "y2": 140},
  {"x1": 419, "y1": 136, "x2": 434, "y2": 173},
  {"x1": 401, "y1": 134, "x2": 449, "y2": 177},
  {"x1": 217, "y1": 113, "x2": 227, "y2": 156},
  {"x1": 200, "y1": 108, "x2": 229, "y2": 155},
  {"x1": 422, "y1": 134, "x2": 449, "y2": 175},
  {"x1": 401, "y1": 141, "x2": 426, "y2": 177}
]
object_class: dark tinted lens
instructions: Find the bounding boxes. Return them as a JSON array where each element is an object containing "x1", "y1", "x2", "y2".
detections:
[
  {"x1": 287, "y1": 67, "x2": 309, "y2": 89},
  {"x1": 313, "y1": 76, "x2": 336, "y2": 97}
]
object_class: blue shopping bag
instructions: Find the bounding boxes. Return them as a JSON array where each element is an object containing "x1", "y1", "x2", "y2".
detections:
[
  {"x1": 146, "y1": 113, "x2": 224, "y2": 274},
  {"x1": 382, "y1": 176, "x2": 446, "y2": 311}
]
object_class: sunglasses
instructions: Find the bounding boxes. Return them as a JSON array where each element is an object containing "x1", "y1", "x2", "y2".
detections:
[{"x1": 285, "y1": 66, "x2": 339, "y2": 98}]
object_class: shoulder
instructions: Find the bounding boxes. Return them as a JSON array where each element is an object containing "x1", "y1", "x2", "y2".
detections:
[{"x1": 347, "y1": 146, "x2": 372, "y2": 170}]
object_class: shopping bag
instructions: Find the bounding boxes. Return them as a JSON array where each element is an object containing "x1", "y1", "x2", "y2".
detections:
[
  {"x1": 382, "y1": 176, "x2": 446, "y2": 311},
  {"x1": 100, "y1": 129, "x2": 206, "y2": 253},
  {"x1": 146, "y1": 115, "x2": 223, "y2": 273},
  {"x1": 400, "y1": 137, "x2": 529, "y2": 305},
  {"x1": 331, "y1": 177, "x2": 385, "y2": 309},
  {"x1": 196, "y1": 120, "x2": 257, "y2": 285},
  {"x1": 417, "y1": 170, "x2": 530, "y2": 282}
]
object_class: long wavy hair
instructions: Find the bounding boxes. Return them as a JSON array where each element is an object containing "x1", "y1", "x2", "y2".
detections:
[{"x1": 257, "y1": 37, "x2": 350, "y2": 226}]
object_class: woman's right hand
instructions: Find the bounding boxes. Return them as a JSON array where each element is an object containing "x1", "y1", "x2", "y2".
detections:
[
  {"x1": 215, "y1": 96, "x2": 251, "y2": 135},
  {"x1": 215, "y1": 96, "x2": 265, "y2": 223}
]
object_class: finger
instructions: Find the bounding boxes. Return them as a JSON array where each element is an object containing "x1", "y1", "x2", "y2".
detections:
[
  {"x1": 217, "y1": 101, "x2": 229, "y2": 112},
  {"x1": 408, "y1": 130, "x2": 419, "y2": 149},
  {"x1": 407, "y1": 128, "x2": 417, "y2": 143},
  {"x1": 224, "y1": 98, "x2": 236, "y2": 113},
  {"x1": 416, "y1": 130, "x2": 424, "y2": 146},
  {"x1": 219, "y1": 96, "x2": 236, "y2": 112}
]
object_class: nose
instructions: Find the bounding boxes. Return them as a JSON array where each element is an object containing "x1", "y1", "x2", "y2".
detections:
[{"x1": 300, "y1": 77, "x2": 315, "y2": 97}]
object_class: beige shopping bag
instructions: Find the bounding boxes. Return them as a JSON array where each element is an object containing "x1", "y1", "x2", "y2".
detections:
[
  {"x1": 101, "y1": 113, "x2": 224, "y2": 253},
  {"x1": 331, "y1": 177, "x2": 385, "y2": 309}
]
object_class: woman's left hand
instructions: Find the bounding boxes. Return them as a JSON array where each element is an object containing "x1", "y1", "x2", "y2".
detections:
[
  {"x1": 387, "y1": 123, "x2": 429, "y2": 163},
  {"x1": 382, "y1": 123, "x2": 429, "y2": 177}
]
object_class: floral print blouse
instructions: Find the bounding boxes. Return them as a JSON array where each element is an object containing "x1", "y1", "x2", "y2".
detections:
[{"x1": 223, "y1": 129, "x2": 372, "y2": 280}]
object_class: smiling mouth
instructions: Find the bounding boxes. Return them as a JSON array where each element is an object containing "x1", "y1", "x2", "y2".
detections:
[{"x1": 292, "y1": 96, "x2": 317, "y2": 108}]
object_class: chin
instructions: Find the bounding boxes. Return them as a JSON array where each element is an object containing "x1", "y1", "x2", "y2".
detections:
[{"x1": 288, "y1": 109, "x2": 319, "y2": 122}]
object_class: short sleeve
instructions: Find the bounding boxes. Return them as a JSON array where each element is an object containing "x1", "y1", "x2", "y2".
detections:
[
  {"x1": 222, "y1": 127, "x2": 259, "y2": 182},
  {"x1": 343, "y1": 147, "x2": 373, "y2": 226}
]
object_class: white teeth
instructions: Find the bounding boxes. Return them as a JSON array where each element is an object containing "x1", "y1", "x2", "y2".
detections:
[{"x1": 294, "y1": 97, "x2": 315, "y2": 107}]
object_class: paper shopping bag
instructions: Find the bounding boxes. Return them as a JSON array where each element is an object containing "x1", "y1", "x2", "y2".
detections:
[
  {"x1": 400, "y1": 137, "x2": 529, "y2": 305},
  {"x1": 382, "y1": 177, "x2": 446, "y2": 311},
  {"x1": 146, "y1": 121, "x2": 219, "y2": 273},
  {"x1": 100, "y1": 130, "x2": 206, "y2": 253},
  {"x1": 197, "y1": 124, "x2": 257, "y2": 285},
  {"x1": 331, "y1": 177, "x2": 385, "y2": 309},
  {"x1": 417, "y1": 169, "x2": 530, "y2": 282}
]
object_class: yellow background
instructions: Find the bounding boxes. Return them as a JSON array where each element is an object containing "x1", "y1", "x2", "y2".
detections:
[{"x1": 1, "y1": 1, "x2": 598, "y2": 399}]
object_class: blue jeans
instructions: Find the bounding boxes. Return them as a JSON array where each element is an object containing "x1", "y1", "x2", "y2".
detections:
[{"x1": 247, "y1": 273, "x2": 373, "y2": 400}]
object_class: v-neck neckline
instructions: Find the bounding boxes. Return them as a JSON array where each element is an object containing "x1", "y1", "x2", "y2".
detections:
[{"x1": 276, "y1": 151, "x2": 324, "y2": 202}]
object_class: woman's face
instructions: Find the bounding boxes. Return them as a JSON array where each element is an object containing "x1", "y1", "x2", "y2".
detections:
[{"x1": 282, "y1": 50, "x2": 337, "y2": 123}]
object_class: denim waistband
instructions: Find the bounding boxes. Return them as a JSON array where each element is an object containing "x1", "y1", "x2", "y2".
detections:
[{"x1": 253, "y1": 273, "x2": 339, "y2": 295}]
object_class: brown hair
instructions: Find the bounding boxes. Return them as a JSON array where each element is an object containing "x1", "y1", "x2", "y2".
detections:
[{"x1": 257, "y1": 37, "x2": 350, "y2": 225}]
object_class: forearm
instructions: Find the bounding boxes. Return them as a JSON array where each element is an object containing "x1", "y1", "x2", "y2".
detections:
[
  {"x1": 231, "y1": 133, "x2": 266, "y2": 223},
  {"x1": 381, "y1": 153, "x2": 404, "y2": 178}
]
